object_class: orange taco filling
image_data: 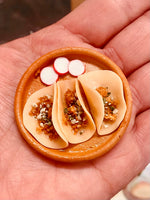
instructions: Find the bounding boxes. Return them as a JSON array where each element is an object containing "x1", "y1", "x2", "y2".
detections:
[
  {"x1": 29, "y1": 95, "x2": 59, "y2": 140},
  {"x1": 64, "y1": 89, "x2": 88, "y2": 134},
  {"x1": 96, "y1": 87, "x2": 118, "y2": 122}
]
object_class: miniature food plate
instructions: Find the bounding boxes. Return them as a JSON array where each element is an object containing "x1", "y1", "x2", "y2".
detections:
[{"x1": 14, "y1": 47, "x2": 132, "y2": 162}]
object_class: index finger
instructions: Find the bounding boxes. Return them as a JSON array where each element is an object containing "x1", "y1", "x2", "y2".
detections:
[{"x1": 60, "y1": 0, "x2": 150, "y2": 47}]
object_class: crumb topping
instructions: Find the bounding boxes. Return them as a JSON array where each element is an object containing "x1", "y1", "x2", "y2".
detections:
[
  {"x1": 64, "y1": 89, "x2": 88, "y2": 134},
  {"x1": 29, "y1": 95, "x2": 59, "y2": 140},
  {"x1": 96, "y1": 87, "x2": 118, "y2": 122}
]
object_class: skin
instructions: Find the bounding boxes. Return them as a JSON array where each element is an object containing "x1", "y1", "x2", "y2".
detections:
[{"x1": 0, "y1": 0, "x2": 150, "y2": 199}]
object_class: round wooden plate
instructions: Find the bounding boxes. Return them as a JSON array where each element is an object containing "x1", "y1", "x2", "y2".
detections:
[{"x1": 14, "y1": 47, "x2": 132, "y2": 162}]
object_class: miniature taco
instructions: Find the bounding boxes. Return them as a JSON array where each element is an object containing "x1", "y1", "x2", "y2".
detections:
[
  {"x1": 78, "y1": 70, "x2": 127, "y2": 135},
  {"x1": 23, "y1": 85, "x2": 68, "y2": 149},
  {"x1": 56, "y1": 79, "x2": 96, "y2": 144}
]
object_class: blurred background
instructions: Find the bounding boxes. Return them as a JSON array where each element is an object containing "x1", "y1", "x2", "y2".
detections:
[{"x1": 0, "y1": 0, "x2": 70, "y2": 44}]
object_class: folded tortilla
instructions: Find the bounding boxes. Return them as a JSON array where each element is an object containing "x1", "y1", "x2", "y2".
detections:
[
  {"x1": 78, "y1": 70, "x2": 126, "y2": 135},
  {"x1": 56, "y1": 79, "x2": 96, "y2": 144},
  {"x1": 23, "y1": 85, "x2": 68, "y2": 149}
]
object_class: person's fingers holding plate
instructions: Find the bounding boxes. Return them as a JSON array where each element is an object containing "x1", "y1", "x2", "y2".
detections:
[
  {"x1": 60, "y1": 0, "x2": 150, "y2": 47},
  {"x1": 104, "y1": 11, "x2": 150, "y2": 76}
]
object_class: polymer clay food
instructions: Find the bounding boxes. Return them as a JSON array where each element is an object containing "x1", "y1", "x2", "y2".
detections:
[
  {"x1": 56, "y1": 79, "x2": 96, "y2": 144},
  {"x1": 15, "y1": 48, "x2": 132, "y2": 161},
  {"x1": 23, "y1": 77, "x2": 96, "y2": 148},
  {"x1": 23, "y1": 59, "x2": 127, "y2": 149},
  {"x1": 78, "y1": 70, "x2": 127, "y2": 135},
  {"x1": 23, "y1": 85, "x2": 68, "y2": 149}
]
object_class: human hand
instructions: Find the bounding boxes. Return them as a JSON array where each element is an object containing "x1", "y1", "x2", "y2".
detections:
[{"x1": 0, "y1": 0, "x2": 150, "y2": 199}]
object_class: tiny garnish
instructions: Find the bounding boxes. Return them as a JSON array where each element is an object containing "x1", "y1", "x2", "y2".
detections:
[
  {"x1": 80, "y1": 130, "x2": 84, "y2": 135},
  {"x1": 40, "y1": 58, "x2": 86, "y2": 85},
  {"x1": 68, "y1": 59, "x2": 86, "y2": 77},
  {"x1": 53, "y1": 57, "x2": 69, "y2": 75},
  {"x1": 109, "y1": 106, "x2": 115, "y2": 111},
  {"x1": 46, "y1": 121, "x2": 52, "y2": 126},
  {"x1": 40, "y1": 67, "x2": 59, "y2": 86},
  {"x1": 64, "y1": 108, "x2": 68, "y2": 114},
  {"x1": 113, "y1": 108, "x2": 118, "y2": 114},
  {"x1": 107, "y1": 92, "x2": 111, "y2": 97}
]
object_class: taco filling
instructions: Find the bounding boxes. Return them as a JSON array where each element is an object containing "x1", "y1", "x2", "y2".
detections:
[
  {"x1": 96, "y1": 87, "x2": 118, "y2": 122},
  {"x1": 29, "y1": 95, "x2": 59, "y2": 140},
  {"x1": 64, "y1": 89, "x2": 88, "y2": 134}
]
